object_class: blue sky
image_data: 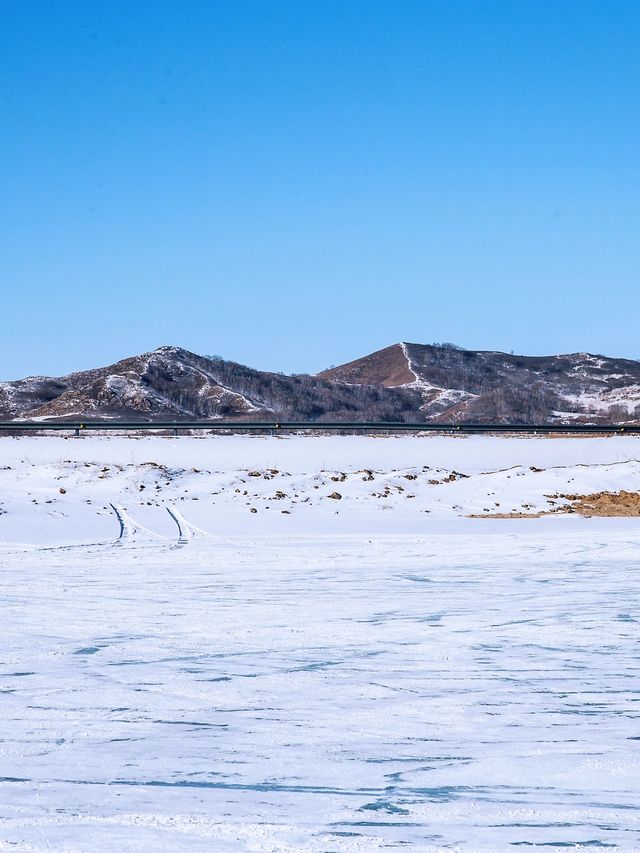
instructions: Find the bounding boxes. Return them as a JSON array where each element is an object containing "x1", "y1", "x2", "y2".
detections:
[{"x1": 1, "y1": 0, "x2": 639, "y2": 379}]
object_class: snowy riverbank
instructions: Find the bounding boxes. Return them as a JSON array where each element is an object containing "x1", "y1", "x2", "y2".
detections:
[{"x1": 0, "y1": 434, "x2": 639, "y2": 543}]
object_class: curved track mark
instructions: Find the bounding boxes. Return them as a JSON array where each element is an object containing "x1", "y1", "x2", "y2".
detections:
[
  {"x1": 166, "y1": 506, "x2": 217, "y2": 542},
  {"x1": 110, "y1": 503, "x2": 168, "y2": 544}
]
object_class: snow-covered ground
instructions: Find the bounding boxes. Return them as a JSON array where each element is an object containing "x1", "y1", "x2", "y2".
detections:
[
  {"x1": 1, "y1": 433, "x2": 640, "y2": 541},
  {"x1": 0, "y1": 435, "x2": 639, "y2": 850}
]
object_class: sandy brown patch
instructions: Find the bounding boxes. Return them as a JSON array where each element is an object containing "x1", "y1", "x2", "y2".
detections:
[
  {"x1": 555, "y1": 490, "x2": 640, "y2": 517},
  {"x1": 469, "y1": 490, "x2": 640, "y2": 518},
  {"x1": 318, "y1": 344, "x2": 415, "y2": 387}
]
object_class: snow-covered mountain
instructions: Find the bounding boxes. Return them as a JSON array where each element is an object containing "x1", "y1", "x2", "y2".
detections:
[
  {"x1": 319, "y1": 342, "x2": 640, "y2": 423},
  {"x1": 0, "y1": 347, "x2": 261, "y2": 421},
  {"x1": 1, "y1": 342, "x2": 639, "y2": 423},
  {"x1": 0, "y1": 345, "x2": 419, "y2": 423}
]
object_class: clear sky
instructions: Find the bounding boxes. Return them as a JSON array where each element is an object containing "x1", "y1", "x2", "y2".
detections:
[{"x1": 1, "y1": 0, "x2": 639, "y2": 379}]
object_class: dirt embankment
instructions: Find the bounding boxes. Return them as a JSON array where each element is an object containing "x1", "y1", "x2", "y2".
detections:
[
  {"x1": 557, "y1": 490, "x2": 640, "y2": 517},
  {"x1": 470, "y1": 490, "x2": 640, "y2": 519}
]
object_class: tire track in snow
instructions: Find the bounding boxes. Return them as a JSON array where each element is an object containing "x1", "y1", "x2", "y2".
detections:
[
  {"x1": 165, "y1": 506, "x2": 218, "y2": 544},
  {"x1": 109, "y1": 503, "x2": 169, "y2": 545}
]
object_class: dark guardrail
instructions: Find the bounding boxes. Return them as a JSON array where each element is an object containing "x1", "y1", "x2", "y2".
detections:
[{"x1": 0, "y1": 421, "x2": 639, "y2": 435}]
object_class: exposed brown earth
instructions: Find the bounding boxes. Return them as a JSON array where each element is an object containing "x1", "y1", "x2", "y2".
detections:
[
  {"x1": 318, "y1": 344, "x2": 415, "y2": 387},
  {"x1": 556, "y1": 490, "x2": 640, "y2": 516},
  {"x1": 470, "y1": 490, "x2": 640, "y2": 518}
]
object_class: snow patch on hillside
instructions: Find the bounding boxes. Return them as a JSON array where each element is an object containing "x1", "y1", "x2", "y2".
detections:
[
  {"x1": 564, "y1": 385, "x2": 640, "y2": 414},
  {"x1": 399, "y1": 343, "x2": 476, "y2": 412}
]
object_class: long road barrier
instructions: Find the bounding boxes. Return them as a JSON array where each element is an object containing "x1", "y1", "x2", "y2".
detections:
[{"x1": 0, "y1": 421, "x2": 639, "y2": 435}]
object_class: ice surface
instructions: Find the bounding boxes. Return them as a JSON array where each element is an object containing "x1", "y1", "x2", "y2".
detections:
[{"x1": 0, "y1": 436, "x2": 639, "y2": 850}]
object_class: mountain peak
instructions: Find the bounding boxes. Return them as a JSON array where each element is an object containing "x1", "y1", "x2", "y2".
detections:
[{"x1": 150, "y1": 344, "x2": 191, "y2": 358}]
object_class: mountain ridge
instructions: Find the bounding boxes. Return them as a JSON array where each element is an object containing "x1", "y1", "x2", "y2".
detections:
[{"x1": 1, "y1": 342, "x2": 639, "y2": 424}]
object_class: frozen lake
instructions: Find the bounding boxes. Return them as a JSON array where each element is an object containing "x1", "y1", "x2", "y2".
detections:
[{"x1": 1, "y1": 527, "x2": 639, "y2": 851}]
